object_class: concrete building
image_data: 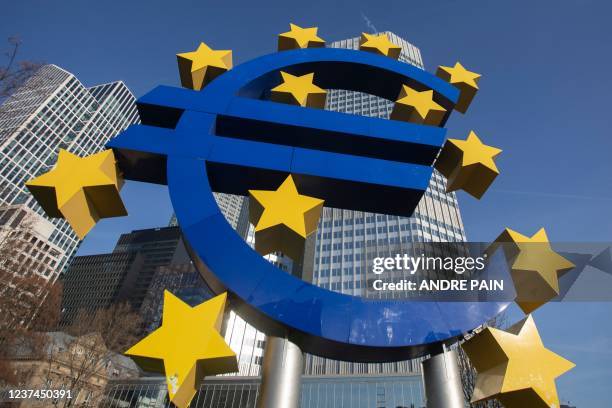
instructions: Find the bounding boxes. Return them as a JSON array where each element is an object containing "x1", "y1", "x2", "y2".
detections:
[
  {"x1": 61, "y1": 226, "x2": 190, "y2": 325},
  {"x1": 0, "y1": 204, "x2": 65, "y2": 282},
  {"x1": 0, "y1": 64, "x2": 139, "y2": 277},
  {"x1": 60, "y1": 251, "x2": 144, "y2": 325},
  {"x1": 1, "y1": 331, "x2": 139, "y2": 407},
  {"x1": 111, "y1": 226, "x2": 191, "y2": 311}
]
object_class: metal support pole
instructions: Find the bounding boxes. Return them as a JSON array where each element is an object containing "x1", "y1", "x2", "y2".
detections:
[
  {"x1": 422, "y1": 345, "x2": 465, "y2": 408},
  {"x1": 256, "y1": 335, "x2": 304, "y2": 408}
]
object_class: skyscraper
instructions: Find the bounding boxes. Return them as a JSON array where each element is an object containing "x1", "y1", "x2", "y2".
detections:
[
  {"x1": 60, "y1": 251, "x2": 144, "y2": 325},
  {"x1": 61, "y1": 226, "x2": 191, "y2": 325},
  {"x1": 303, "y1": 31, "x2": 467, "y2": 376},
  {"x1": 0, "y1": 64, "x2": 139, "y2": 277}
]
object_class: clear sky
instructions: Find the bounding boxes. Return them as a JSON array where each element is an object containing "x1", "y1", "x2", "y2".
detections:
[{"x1": 3, "y1": 0, "x2": 612, "y2": 405}]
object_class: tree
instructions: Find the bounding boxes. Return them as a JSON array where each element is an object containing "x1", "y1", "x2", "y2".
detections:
[
  {"x1": 0, "y1": 211, "x2": 61, "y2": 367},
  {"x1": 38, "y1": 302, "x2": 143, "y2": 406},
  {"x1": 0, "y1": 276, "x2": 62, "y2": 406},
  {"x1": 0, "y1": 274, "x2": 63, "y2": 394},
  {"x1": 0, "y1": 213, "x2": 65, "y2": 396},
  {"x1": 0, "y1": 36, "x2": 40, "y2": 102},
  {"x1": 1, "y1": 303, "x2": 142, "y2": 407},
  {"x1": 66, "y1": 302, "x2": 143, "y2": 354},
  {"x1": 0, "y1": 212, "x2": 62, "y2": 333}
]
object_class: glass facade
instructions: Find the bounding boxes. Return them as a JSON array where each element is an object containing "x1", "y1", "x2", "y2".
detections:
[
  {"x1": 303, "y1": 32, "x2": 467, "y2": 377},
  {"x1": 102, "y1": 375, "x2": 424, "y2": 408},
  {"x1": 140, "y1": 262, "x2": 213, "y2": 333},
  {"x1": 0, "y1": 64, "x2": 139, "y2": 278}
]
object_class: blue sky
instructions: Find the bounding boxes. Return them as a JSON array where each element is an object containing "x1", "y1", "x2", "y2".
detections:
[{"x1": 3, "y1": 0, "x2": 612, "y2": 405}]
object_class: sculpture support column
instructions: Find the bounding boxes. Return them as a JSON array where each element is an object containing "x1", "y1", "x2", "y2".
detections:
[
  {"x1": 422, "y1": 346, "x2": 465, "y2": 408},
  {"x1": 256, "y1": 336, "x2": 304, "y2": 408}
]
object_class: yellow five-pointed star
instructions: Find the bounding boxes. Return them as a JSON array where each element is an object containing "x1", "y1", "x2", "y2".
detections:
[
  {"x1": 491, "y1": 227, "x2": 575, "y2": 313},
  {"x1": 125, "y1": 291, "x2": 237, "y2": 408},
  {"x1": 359, "y1": 33, "x2": 401, "y2": 59},
  {"x1": 462, "y1": 315, "x2": 575, "y2": 408},
  {"x1": 25, "y1": 149, "x2": 126, "y2": 239},
  {"x1": 434, "y1": 131, "x2": 502, "y2": 199},
  {"x1": 278, "y1": 23, "x2": 325, "y2": 51},
  {"x1": 390, "y1": 85, "x2": 447, "y2": 126},
  {"x1": 176, "y1": 42, "x2": 232, "y2": 91},
  {"x1": 436, "y1": 62, "x2": 481, "y2": 113},
  {"x1": 249, "y1": 175, "x2": 324, "y2": 262},
  {"x1": 270, "y1": 71, "x2": 327, "y2": 108}
]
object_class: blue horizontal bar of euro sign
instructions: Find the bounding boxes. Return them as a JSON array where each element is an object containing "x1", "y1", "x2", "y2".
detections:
[
  {"x1": 205, "y1": 136, "x2": 294, "y2": 195},
  {"x1": 218, "y1": 98, "x2": 445, "y2": 165},
  {"x1": 205, "y1": 136, "x2": 432, "y2": 216},
  {"x1": 136, "y1": 86, "x2": 216, "y2": 128},
  {"x1": 290, "y1": 146, "x2": 432, "y2": 215},
  {"x1": 107, "y1": 121, "x2": 434, "y2": 216}
]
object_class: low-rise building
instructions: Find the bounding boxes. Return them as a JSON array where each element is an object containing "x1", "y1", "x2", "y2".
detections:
[{"x1": 1, "y1": 331, "x2": 139, "y2": 407}]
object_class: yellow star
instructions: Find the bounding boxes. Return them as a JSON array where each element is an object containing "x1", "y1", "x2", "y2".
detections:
[
  {"x1": 249, "y1": 175, "x2": 324, "y2": 262},
  {"x1": 359, "y1": 33, "x2": 401, "y2": 59},
  {"x1": 176, "y1": 42, "x2": 232, "y2": 91},
  {"x1": 390, "y1": 85, "x2": 447, "y2": 126},
  {"x1": 462, "y1": 315, "x2": 575, "y2": 408},
  {"x1": 278, "y1": 23, "x2": 325, "y2": 51},
  {"x1": 490, "y1": 227, "x2": 575, "y2": 313},
  {"x1": 125, "y1": 291, "x2": 237, "y2": 408},
  {"x1": 25, "y1": 149, "x2": 126, "y2": 239},
  {"x1": 270, "y1": 71, "x2": 327, "y2": 108},
  {"x1": 434, "y1": 131, "x2": 502, "y2": 199},
  {"x1": 436, "y1": 62, "x2": 481, "y2": 113}
]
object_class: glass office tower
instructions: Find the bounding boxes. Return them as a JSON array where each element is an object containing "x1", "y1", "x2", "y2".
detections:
[
  {"x1": 303, "y1": 32, "x2": 467, "y2": 376},
  {"x1": 0, "y1": 64, "x2": 139, "y2": 277}
]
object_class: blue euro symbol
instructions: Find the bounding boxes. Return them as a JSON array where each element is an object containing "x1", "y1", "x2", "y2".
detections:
[{"x1": 108, "y1": 48, "x2": 510, "y2": 360}]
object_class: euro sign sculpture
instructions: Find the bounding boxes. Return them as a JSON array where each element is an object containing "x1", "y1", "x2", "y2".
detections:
[{"x1": 106, "y1": 46, "x2": 509, "y2": 360}]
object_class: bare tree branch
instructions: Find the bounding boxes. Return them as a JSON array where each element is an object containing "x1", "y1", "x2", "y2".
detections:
[{"x1": 0, "y1": 36, "x2": 41, "y2": 102}]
